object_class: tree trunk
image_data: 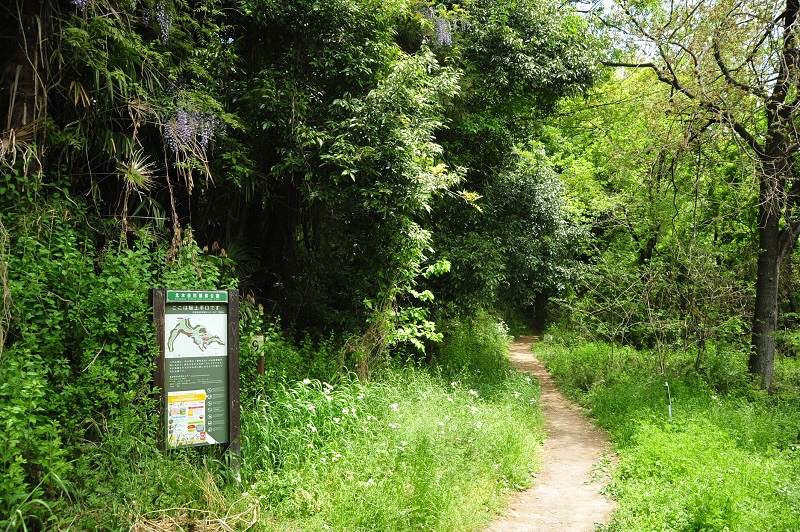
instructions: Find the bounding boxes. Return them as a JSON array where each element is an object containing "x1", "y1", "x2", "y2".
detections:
[{"x1": 750, "y1": 166, "x2": 782, "y2": 393}]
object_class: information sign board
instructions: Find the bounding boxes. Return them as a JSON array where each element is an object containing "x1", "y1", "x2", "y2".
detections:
[{"x1": 152, "y1": 289, "x2": 240, "y2": 452}]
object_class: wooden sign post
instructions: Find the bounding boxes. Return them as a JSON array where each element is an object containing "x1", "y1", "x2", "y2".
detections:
[{"x1": 152, "y1": 289, "x2": 240, "y2": 456}]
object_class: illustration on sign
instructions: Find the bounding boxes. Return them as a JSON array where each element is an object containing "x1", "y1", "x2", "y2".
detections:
[
  {"x1": 167, "y1": 390, "x2": 216, "y2": 446},
  {"x1": 168, "y1": 317, "x2": 225, "y2": 352},
  {"x1": 165, "y1": 308, "x2": 227, "y2": 358}
]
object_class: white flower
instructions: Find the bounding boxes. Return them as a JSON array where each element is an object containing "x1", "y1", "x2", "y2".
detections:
[
  {"x1": 476, "y1": 422, "x2": 483, "y2": 429},
  {"x1": 307, "y1": 404, "x2": 316, "y2": 412},
  {"x1": 333, "y1": 417, "x2": 341, "y2": 424},
  {"x1": 357, "y1": 393, "x2": 364, "y2": 400},
  {"x1": 513, "y1": 391, "x2": 520, "y2": 398},
  {"x1": 307, "y1": 423, "x2": 317, "y2": 432},
  {"x1": 342, "y1": 407, "x2": 350, "y2": 415},
  {"x1": 303, "y1": 378, "x2": 311, "y2": 385},
  {"x1": 470, "y1": 406, "x2": 478, "y2": 414},
  {"x1": 525, "y1": 376, "x2": 531, "y2": 383},
  {"x1": 529, "y1": 398, "x2": 537, "y2": 404},
  {"x1": 401, "y1": 440, "x2": 408, "y2": 446},
  {"x1": 389, "y1": 423, "x2": 401, "y2": 429},
  {"x1": 365, "y1": 478, "x2": 375, "y2": 487},
  {"x1": 451, "y1": 381, "x2": 458, "y2": 388},
  {"x1": 437, "y1": 421, "x2": 445, "y2": 427},
  {"x1": 389, "y1": 403, "x2": 399, "y2": 411},
  {"x1": 469, "y1": 389, "x2": 479, "y2": 397}
]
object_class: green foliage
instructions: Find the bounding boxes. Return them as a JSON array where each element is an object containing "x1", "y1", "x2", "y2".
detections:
[
  {"x1": 0, "y1": 194, "x2": 239, "y2": 526},
  {"x1": 537, "y1": 336, "x2": 800, "y2": 531},
  {"x1": 609, "y1": 421, "x2": 800, "y2": 531},
  {"x1": 161, "y1": 229, "x2": 238, "y2": 290},
  {"x1": 435, "y1": 311, "x2": 513, "y2": 379},
  {"x1": 0, "y1": 353, "x2": 68, "y2": 528},
  {"x1": 241, "y1": 364, "x2": 542, "y2": 530}
]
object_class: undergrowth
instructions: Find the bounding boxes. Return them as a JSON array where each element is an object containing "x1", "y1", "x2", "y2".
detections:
[
  {"x1": 536, "y1": 333, "x2": 800, "y2": 531},
  {"x1": 241, "y1": 364, "x2": 542, "y2": 530}
]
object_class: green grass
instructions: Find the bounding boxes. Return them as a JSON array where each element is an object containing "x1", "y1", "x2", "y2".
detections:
[
  {"x1": 241, "y1": 366, "x2": 543, "y2": 530},
  {"x1": 32, "y1": 315, "x2": 544, "y2": 530},
  {"x1": 536, "y1": 336, "x2": 800, "y2": 531}
]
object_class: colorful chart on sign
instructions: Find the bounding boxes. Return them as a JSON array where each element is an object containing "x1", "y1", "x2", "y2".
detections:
[{"x1": 167, "y1": 390, "x2": 211, "y2": 446}]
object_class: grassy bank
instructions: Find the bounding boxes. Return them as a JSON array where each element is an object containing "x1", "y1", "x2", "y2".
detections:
[
  {"x1": 536, "y1": 336, "x2": 800, "y2": 531},
  {"x1": 12, "y1": 317, "x2": 543, "y2": 530}
]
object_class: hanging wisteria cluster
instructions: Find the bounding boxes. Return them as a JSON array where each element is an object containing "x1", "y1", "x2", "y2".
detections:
[
  {"x1": 423, "y1": 8, "x2": 470, "y2": 47},
  {"x1": 155, "y1": 1, "x2": 173, "y2": 45},
  {"x1": 163, "y1": 108, "x2": 220, "y2": 154}
]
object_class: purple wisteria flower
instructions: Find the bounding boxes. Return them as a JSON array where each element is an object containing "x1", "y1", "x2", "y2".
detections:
[
  {"x1": 155, "y1": 1, "x2": 173, "y2": 45},
  {"x1": 163, "y1": 108, "x2": 220, "y2": 154}
]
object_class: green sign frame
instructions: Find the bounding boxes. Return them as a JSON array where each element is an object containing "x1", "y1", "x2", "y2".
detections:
[{"x1": 151, "y1": 289, "x2": 240, "y2": 454}]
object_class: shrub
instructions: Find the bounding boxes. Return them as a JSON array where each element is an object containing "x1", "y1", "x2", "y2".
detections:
[{"x1": 435, "y1": 311, "x2": 512, "y2": 379}]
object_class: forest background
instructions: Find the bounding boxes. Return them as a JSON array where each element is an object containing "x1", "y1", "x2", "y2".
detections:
[{"x1": 1, "y1": 0, "x2": 799, "y2": 529}]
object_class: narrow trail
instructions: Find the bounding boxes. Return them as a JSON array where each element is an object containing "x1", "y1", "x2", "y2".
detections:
[{"x1": 488, "y1": 336, "x2": 616, "y2": 532}]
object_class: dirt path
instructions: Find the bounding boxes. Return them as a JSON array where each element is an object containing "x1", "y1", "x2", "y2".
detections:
[{"x1": 488, "y1": 336, "x2": 616, "y2": 532}]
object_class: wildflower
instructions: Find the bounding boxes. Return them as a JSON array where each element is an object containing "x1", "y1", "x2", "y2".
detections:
[
  {"x1": 469, "y1": 389, "x2": 479, "y2": 397},
  {"x1": 437, "y1": 421, "x2": 445, "y2": 427},
  {"x1": 357, "y1": 393, "x2": 364, "y2": 400},
  {"x1": 469, "y1": 406, "x2": 478, "y2": 414},
  {"x1": 529, "y1": 398, "x2": 537, "y2": 404},
  {"x1": 303, "y1": 378, "x2": 312, "y2": 385},
  {"x1": 389, "y1": 403, "x2": 399, "y2": 411},
  {"x1": 389, "y1": 423, "x2": 401, "y2": 429},
  {"x1": 401, "y1": 440, "x2": 408, "y2": 446},
  {"x1": 163, "y1": 108, "x2": 220, "y2": 153},
  {"x1": 525, "y1": 376, "x2": 531, "y2": 383},
  {"x1": 155, "y1": 1, "x2": 173, "y2": 44},
  {"x1": 513, "y1": 391, "x2": 520, "y2": 398},
  {"x1": 307, "y1": 404, "x2": 316, "y2": 413},
  {"x1": 476, "y1": 422, "x2": 484, "y2": 429},
  {"x1": 307, "y1": 423, "x2": 317, "y2": 432},
  {"x1": 342, "y1": 407, "x2": 349, "y2": 415},
  {"x1": 451, "y1": 381, "x2": 458, "y2": 388},
  {"x1": 333, "y1": 417, "x2": 341, "y2": 424},
  {"x1": 365, "y1": 478, "x2": 375, "y2": 487}
]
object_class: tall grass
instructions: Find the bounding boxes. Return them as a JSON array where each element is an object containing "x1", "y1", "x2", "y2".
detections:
[
  {"x1": 241, "y1": 365, "x2": 542, "y2": 530},
  {"x1": 537, "y1": 335, "x2": 800, "y2": 531},
  {"x1": 40, "y1": 314, "x2": 543, "y2": 530}
]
